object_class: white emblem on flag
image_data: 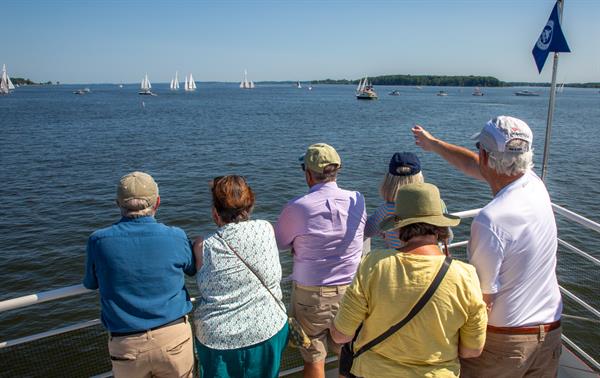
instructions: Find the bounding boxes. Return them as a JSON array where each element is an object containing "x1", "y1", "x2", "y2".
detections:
[{"x1": 536, "y1": 20, "x2": 554, "y2": 50}]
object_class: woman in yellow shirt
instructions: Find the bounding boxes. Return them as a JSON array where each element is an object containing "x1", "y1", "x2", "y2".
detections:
[{"x1": 331, "y1": 183, "x2": 487, "y2": 378}]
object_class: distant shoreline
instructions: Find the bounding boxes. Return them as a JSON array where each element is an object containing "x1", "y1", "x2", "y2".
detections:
[{"x1": 14, "y1": 77, "x2": 600, "y2": 89}]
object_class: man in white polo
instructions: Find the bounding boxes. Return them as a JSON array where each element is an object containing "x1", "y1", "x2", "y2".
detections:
[{"x1": 412, "y1": 116, "x2": 562, "y2": 377}]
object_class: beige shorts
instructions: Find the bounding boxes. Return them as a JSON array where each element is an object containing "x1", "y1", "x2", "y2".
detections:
[
  {"x1": 291, "y1": 282, "x2": 348, "y2": 363},
  {"x1": 460, "y1": 327, "x2": 562, "y2": 378},
  {"x1": 108, "y1": 316, "x2": 194, "y2": 378}
]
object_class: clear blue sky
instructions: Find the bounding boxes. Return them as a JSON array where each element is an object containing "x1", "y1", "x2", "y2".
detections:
[{"x1": 5, "y1": 0, "x2": 599, "y2": 84}]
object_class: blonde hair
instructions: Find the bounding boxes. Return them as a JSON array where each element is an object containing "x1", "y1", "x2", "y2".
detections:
[{"x1": 379, "y1": 172, "x2": 425, "y2": 202}]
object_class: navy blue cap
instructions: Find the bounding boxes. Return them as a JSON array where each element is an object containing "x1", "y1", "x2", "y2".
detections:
[{"x1": 388, "y1": 152, "x2": 421, "y2": 176}]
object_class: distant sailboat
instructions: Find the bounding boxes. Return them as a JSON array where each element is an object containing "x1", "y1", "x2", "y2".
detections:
[
  {"x1": 139, "y1": 73, "x2": 156, "y2": 96},
  {"x1": 240, "y1": 69, "x2": 255, "y2": 89},
  {"x1": 170, "y1": 71, "x2": 180, "y2": 90},
  {"x1": 356, "y1": 76, "x2": 377, "y2": 100},
  {"x1": 1, "y1": 64, "x2": 15, "y2": 95},
  {"x1": 296, "y1": 81, "x2": 302, "y2": 89},
  {"x1": 556, "y1": 83, "x2": 565, "y2": 94},
  {"x1": 185, "y1": 73, "x2": 196, "y2": 91}
]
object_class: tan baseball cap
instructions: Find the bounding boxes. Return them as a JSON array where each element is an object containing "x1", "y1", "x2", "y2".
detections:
[
  {"x1": 116, "y1": 171, "x2": 159, "y2": 210},
  {"x1": 302, "y1": 143, "x2": 341, "y2": 173}
]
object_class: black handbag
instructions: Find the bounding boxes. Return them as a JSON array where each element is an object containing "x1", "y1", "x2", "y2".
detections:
[{"x1": 339, "y1": 256, "x2": 453, "y2": 377}]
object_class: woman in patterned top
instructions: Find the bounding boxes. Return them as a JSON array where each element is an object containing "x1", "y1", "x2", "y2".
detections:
[{"x1": 192, "y1": 175, "x2": 289, "y2": 378}]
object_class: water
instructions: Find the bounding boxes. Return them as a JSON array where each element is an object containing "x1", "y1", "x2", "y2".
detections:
[{"x1": 0, "y1": 84, "x2": 599, "y2": 356}]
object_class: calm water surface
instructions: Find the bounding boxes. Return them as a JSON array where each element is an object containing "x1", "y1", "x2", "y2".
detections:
[{"x1": 0, "y1": 84, "x2": 598, "y2": 356}]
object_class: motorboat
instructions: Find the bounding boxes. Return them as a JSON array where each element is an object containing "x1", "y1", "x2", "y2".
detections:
[
  {"x1": 73, "y1": 88, "x2": 90, "y2": 95},
  {"x1": 472, "y1": 87, "x2": 484, "y2": 96},
  {"x1": 388, "y1": 90, "x2": 400, "y2": 96},
  {"x1": 436, "y1": 91, "x2": 448, "y2": 96},
  {"x1": 515, "y1": 90, "x2": 540, "y2": 97}
]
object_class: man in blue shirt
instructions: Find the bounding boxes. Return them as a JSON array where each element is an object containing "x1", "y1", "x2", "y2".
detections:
[{"x1": 83, "y1": 171, "x2": 196, "y2": 378}]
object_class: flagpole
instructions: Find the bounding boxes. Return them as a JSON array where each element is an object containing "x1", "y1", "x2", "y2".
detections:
[{"x1": 541, "y1": 0, "x2": 564, "y2": 182}]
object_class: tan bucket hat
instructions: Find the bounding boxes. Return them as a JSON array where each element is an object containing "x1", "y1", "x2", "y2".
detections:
[{"x1": 379, "y1": 182, "x2": 460, "y2": 232}]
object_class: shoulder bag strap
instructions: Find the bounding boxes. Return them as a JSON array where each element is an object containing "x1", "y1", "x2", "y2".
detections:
[
  {"x1": 353, "y1": 256, "x2": 452, "y2": 358},
  {"x1": 217, "y1": 231, "x2": 288, "y2": 315}
]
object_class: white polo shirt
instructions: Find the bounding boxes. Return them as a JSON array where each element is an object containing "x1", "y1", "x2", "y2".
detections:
[{"x1": 468, "y1": 170, "x2": 562, "y2": 327}]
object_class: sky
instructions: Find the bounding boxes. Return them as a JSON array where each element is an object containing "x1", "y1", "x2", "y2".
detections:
[{"x1": 4, "y1": 0, "x2": 600, "y2": 84}]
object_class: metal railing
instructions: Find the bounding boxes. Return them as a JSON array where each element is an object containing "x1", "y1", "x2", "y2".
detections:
[{"x1": 1, "y1": 204, "x2": 599, "y2": 375}]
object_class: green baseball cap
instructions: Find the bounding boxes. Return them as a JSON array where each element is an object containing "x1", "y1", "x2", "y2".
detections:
[
  {"x1": 116, "y1": 171, "x2": 159, "y2": 210},
  {"x1": 379, "y1": 183, "x2": 460, "y2": 232},
  {"x1": 302, "y1": 143, "x2": 341, "y2": 173}
]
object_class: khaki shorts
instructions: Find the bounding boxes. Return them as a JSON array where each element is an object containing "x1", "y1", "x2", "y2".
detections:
[
  {"x1": 460, "y1": 327, "x2": 562, "y2": 378},
  {"x1": 291, "y1": 282, "x2": 348, "y2": 363},
  {"x1": 108, "y1": 316, "x2": 194, "y2": 378}
]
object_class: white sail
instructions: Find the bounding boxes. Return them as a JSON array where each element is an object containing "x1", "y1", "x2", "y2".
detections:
[
  {"x1": 174, "y1": 71, "x2": 179, "y2": 89},
  {"x1": 141, "y1": 74, "x2": 151, "y2": 91},
  {"x1": 170, "y1": 79, "x2": 175, "y2": 90},
  {"x1": 240, "y1": 69, "x2": 253, "y2": 89},
  {"x1": 356, "y1": 78, "x2": 363, "y2": 92},
  {"x1": 189, "y1": 73, "x2": 196, "y2": 90},
  {"x1": 1, "y1": 64, "x2": 9, "y2": 94},
  {"x1": 184, "y1": 75, "x2": 189, "y2": 91}
]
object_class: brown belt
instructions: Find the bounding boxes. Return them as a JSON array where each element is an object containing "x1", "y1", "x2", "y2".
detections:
[{"x1": 487, "y1": 320, "x2": 561, "y2": 335}]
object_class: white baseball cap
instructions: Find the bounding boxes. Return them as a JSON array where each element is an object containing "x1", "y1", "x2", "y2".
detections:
[{"x1": 471, "y1": 116, "x2": 533, "y2": 153}]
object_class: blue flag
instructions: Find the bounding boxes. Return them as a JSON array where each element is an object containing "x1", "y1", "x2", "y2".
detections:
[{"x1": 532, "y1": 2, "x2": 571, "y2": 73}]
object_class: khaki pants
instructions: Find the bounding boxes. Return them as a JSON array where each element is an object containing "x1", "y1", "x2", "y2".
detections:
[
  {"x1": 291, "y1": 282, "x2": 348, "y2": 363},
  {"x1": 460, "y1": 327, "x2": 562, "y2": 378},
  {"x1": 108, "y1": 317, "x2": 194, "y2": 378}
]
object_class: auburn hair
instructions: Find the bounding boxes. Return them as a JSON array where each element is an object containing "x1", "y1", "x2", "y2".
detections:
[{"x1": 211, "y1": 175, "x2": 255, "y2": 224}]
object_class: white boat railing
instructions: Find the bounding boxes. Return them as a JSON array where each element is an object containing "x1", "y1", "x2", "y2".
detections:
[{"x1": 0, "y1": 204, "x2": 598, "y2": 373}]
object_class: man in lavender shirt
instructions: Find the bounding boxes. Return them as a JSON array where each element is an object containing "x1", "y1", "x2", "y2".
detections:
[{"x1": 275, "y1": 143, "x2": 366, "y2": 378}]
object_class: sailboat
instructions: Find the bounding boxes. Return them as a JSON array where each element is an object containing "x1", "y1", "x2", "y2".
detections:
[
  {"x1": 356, "y1": 76, "x2": 377, "y2": 100},
  {"x1": 184, "y1": 73, "x2": 196, "y2": 91},
  {"x1": 139, "y1": 74, "x2": 156, "y2": 96},
  {"x1": 240, "y1": 69, "x2": 255, "y2": 89},
  {"x1": 1, "y1": 64, "x2": 15, "y2": 95},
  {"x1": 296, "y1": 81, "x2": 302, "y2": 89},
  {"x1": 170, "y1": 71, "x2": 180, "y2": 90},
  {"x1": 556, "y1": 83, "x2": 565, "y2": 94}
]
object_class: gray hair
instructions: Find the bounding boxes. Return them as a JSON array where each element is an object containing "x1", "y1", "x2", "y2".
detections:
[
  {"x1": 485, "y1": 139, "x2": 533, "y2": 176},
  {"x1": 119, "y1": 198, "x2": 156, "y2": 218},
  {"x1": 309, "y1": 164, "x2": 339, "y2": 183}
]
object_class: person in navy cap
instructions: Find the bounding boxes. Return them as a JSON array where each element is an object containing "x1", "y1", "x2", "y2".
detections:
[{"x1": 364, "y1": 152, "x2": 452, "y2": 251}]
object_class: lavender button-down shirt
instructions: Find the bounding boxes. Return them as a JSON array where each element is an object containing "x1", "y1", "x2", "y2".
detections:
[{"x1": 274, "y1": 182, "x2": 366, "y2": 286}]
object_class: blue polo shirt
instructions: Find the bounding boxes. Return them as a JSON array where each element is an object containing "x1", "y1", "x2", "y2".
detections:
[{"x1": 83, "y1": 216, "x2": 196, "y2": 333}]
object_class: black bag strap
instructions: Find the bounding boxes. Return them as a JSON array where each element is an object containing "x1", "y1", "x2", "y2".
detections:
[
  {"x1": 353, "y1": 256, "x2": 452, "y2": 358},
  {"x1": 216, "y1": 231, "x2": 288, "y2": 315}
]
